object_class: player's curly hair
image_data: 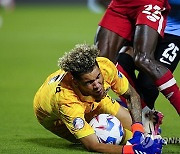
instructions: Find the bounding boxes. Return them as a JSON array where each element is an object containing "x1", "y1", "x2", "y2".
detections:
[{"x1": 58, "y1": 43, "x2": 99, "y2": 79}]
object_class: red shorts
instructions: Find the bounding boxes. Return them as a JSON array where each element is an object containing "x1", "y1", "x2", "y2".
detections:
[{"x1": 99, "y1": 0, "x2": 170, "y2": 41}]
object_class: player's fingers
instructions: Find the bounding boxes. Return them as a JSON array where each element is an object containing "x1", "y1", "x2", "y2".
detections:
[{"x1": 154, "y1": 144, "x2": 163, "y2": 154}]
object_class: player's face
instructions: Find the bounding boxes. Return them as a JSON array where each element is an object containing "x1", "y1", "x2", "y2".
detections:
[{"x1": 77, "y1": 65, "x2": 105, "y2": 102}]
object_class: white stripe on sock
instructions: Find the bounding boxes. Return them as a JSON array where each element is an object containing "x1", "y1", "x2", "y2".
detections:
[{"x1": 158, "y1": 78, "x2": 176, "y2": 91}]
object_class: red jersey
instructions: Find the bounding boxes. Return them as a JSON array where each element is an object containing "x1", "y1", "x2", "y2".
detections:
[{"x1": 99, "y1": 0, "x2": 171, "y2": 40}]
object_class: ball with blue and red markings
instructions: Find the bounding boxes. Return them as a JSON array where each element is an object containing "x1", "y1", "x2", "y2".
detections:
[{"x1": 89, "y1": 114, "x2": 124, "y2": 145}]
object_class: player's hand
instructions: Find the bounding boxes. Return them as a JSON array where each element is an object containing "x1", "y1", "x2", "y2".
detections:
[
  {"x1": 133, "y1": 134, "x2": 164, "y2": 154},
  {"x1": 123, "y1": 134, "x2": 166, "y2": 154},
  {"x1": 126, "y1": 122, "x2": 145, "y2": 145},
  {"x1": 123, "y1": 123, "x2": 165, "y2": 154}
]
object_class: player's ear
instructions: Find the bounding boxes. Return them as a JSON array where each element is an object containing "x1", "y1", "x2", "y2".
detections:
[{"x1": 70, "y1": 73, "x2": 78, "y2": 86}]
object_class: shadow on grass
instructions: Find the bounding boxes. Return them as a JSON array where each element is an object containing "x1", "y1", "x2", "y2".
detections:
[{"x1": 24, "y1": 137, "x2": 85, "y2": 151}]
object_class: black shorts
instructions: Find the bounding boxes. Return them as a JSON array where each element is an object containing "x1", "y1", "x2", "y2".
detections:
[{"x1": 154, "y1": 33, "x2": 180, "y2": 72}]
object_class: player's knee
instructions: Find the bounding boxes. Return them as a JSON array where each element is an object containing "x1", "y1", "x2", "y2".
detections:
[{"x1": 134, "y1": 53, "x2": 151, "y2": 70}]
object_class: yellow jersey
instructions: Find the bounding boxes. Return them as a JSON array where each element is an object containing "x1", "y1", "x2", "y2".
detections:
[{"x1": 33, "y1": 57, "x2": 129, "y2": 142}]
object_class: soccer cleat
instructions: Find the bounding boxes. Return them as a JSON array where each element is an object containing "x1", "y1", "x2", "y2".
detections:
[
  {"x1": 152, "y1": 111, "x2": 164, "y2": 135},
  {"x1": 142, "y1": 107, "x2": 164, "y2": 136}
]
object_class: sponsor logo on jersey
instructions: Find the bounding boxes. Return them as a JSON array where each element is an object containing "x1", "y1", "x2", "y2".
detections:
[{"x1": 73, "y1": 117, "x2": 85, "y2": 130}]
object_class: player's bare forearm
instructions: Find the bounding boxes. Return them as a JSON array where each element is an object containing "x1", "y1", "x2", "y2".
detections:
[
  {"x1": 80, "y1": 134, "x2": 124, "y2": 153},
  {"x1": 123, "y1": 84, "x2": 142, "y2": 123}
]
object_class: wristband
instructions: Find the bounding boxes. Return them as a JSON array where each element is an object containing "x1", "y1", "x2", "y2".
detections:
[{"x1": 131, "y1": 122, "x2": 144, "y2": 134}]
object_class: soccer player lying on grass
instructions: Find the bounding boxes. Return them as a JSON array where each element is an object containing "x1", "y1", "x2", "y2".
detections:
[{"x1": 33, "y1": 44, "x2": 164, "y2": 153}]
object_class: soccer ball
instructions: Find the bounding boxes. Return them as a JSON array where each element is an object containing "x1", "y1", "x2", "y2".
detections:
[{"x1": 89, "y1": 114, "x2": 124, "y2": 145}]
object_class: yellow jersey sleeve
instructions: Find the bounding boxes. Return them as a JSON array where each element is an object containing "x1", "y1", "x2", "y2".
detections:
[
  {"x1": 60, "y1": 102, "x2": 95, "y2": 139},
  {"x1": 97, "y1": 57, "x2": 129, "y2": 96}
]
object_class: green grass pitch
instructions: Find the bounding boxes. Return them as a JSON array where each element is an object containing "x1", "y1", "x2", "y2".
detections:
[{"x1": 0, "y1": 4, "x2": 179, "y2": 154}]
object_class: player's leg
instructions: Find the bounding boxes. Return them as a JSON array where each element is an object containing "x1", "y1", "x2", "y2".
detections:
[
  {"x1": 137, "y1": 73, "x2": 158, "y2": 109},
  {"x1": 133, "y1": 25, "x2": 180, "y2": 115},
  {"x1": 136, "y1": 72, "x2": 164, "y2": 135},
  {"x1": 116, "y1": 48, "x2": 163, "y2": 135},
  {"x1": 136, "y1": 34, "x2": 180, "y2": 134},
  {"x1": 95, "y1": 26, "x2": 127, "y2": 63},
  {"x1": 117, "y1": 49, "x2": 141, "y2": 105},
  {"x1": 137, "y1": 33, "x2": 180, "y2": 109},
  {"x1": 95, "y1": 2, "x2": 133, "y2": 64},
  {"x1": 155, "y1": 33, "x2": 180, "y2": 73},
  {"x1": 117, "y1": 47, "x2": 137, "y2": 85}
]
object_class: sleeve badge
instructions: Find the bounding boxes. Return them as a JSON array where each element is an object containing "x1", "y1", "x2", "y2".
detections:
[{"x1": 73, "y1": 117, "x2": 85, "y2": 130}]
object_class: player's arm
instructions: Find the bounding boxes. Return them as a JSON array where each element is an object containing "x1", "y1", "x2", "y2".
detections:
[
  {"x1": 80, "y1": 133, "x2": 124, "y2": 153},
  {"x1": 104, "y1": 58, "x2": 142, "y2": 124},
  {"x1": 79, "y1": 123, "x2": 163, "y2": 154},
  {"x1": 114, "y1": 83, "x2": 141, "y2": 131},
  {"x1": 122, "y1": 83, "x2": 142, "y2": 124},
  {"x1": 115, "y1": 102, "x2": 132, "y2": 130}
]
